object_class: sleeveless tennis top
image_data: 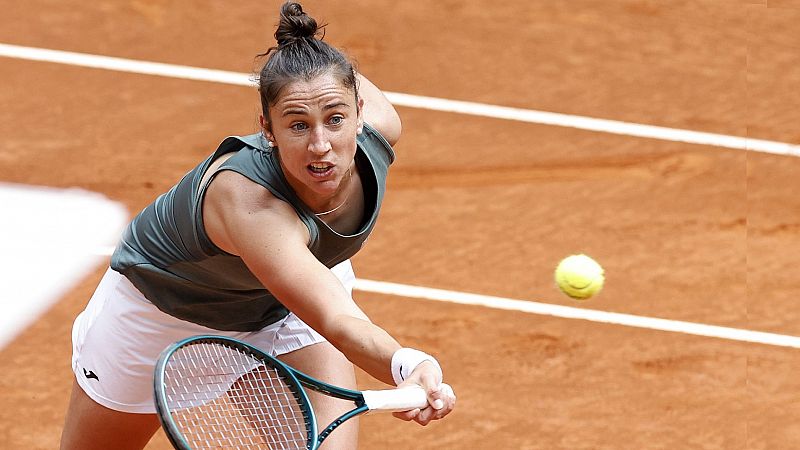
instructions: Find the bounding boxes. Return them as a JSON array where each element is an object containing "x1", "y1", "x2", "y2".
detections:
[{"x1": 110, "y1": 124, "x2": 394, "y2": 331}]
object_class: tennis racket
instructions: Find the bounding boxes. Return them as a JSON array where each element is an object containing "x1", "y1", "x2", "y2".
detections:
[{"x1": 154, "y1": 335, "x2": 431, "y2": 450}]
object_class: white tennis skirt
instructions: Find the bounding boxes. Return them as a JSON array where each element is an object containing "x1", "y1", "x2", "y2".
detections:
[{"x1": 71, "y1": 261, "x2": 355, "y2": 414}]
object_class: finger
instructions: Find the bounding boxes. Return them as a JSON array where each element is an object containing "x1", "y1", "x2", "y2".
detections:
[
  {"x1": 426, "y1": 382, "x2": 456, "y2": 411},
  {"x1": 440, "y1": 383, "x2": 456, "y2": 407},
  {"x1": 440, "y1": 382, "x2": 454, "y2": 396},
  {"x1": 428, "y1": 389, "x2": 445, "y2": 410},
  {"x1": 426, "y1": 384, "x2": 456, "y2": 421},
  {"x1": 421, "y1": 378, "x2": 444, "y2": 410},
  {"x1": 424, "y1": 400, "x2": 451, "y2": 422},
  {"x1": 414, "y1": 408, "x2": 431, "y2": 426},
  {"x1": 414, "y1": 406, "x2": 437, "y2": 426},
  {"x1": 392, "y1": 408, "x2": 420, "y2": 422}
]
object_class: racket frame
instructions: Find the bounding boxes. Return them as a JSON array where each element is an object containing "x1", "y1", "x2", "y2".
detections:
[{"x1": 153, "y1": 335, "x2": 374, "y2": 449}]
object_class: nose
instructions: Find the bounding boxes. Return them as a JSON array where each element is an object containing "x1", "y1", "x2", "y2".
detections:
[{"x1": 308, "y1": 127, "x2": 331, "y2": 155}]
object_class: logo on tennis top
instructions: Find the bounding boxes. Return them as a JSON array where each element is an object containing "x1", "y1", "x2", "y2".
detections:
[{"x1": 83, "y1": 368, "x2": 99, "y2": 381}]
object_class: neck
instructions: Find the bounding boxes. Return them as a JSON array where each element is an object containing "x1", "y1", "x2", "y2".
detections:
[{"x1": 314, "y1": 167, "x2": 353, "y2": 216}]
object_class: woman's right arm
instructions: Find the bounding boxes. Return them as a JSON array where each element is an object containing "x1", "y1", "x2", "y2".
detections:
[
  {"x1": 203, "y1": 171, "x2": 399, "y2": 380},
  {"x1": 202, "y1": 171, "x2": 454, "y2": 423}
]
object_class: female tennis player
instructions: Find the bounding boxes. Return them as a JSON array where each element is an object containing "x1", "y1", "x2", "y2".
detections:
[{"x1": 60, "y1": 2, "x2": 455, "y2": 449}]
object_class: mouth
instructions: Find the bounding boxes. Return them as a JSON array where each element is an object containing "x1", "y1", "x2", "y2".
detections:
[{"x1": 307, "y1": 162, "x2": 335, "y2": 177}]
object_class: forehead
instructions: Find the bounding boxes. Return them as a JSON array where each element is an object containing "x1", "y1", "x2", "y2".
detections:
[{"x1": 273, "y1": 72, "x2": 355, "y2": 111}]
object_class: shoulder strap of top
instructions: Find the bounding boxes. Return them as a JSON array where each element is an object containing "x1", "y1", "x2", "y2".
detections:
[{"x1": 214, "y1": 132, "x2": 271, "y2": 156}]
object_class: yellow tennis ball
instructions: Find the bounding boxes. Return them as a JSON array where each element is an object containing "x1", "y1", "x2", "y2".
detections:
[{"x1": 555, "y1": 254, "x2": 605, "y2": 300}]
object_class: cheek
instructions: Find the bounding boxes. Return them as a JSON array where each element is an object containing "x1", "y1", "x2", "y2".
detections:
[
  {"x1": 335, "y1": 140, "x2": 358, "y2": 159},
  {"x1": 276, "y1": 146, "x2": 309, "y2": 172},
  {"x1": 333, "y1": 130, "x2": 358, "y2": 152}
]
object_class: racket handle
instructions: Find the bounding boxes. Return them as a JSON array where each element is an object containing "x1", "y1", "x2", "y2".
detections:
[{"x1": 362, "y1": 386, "x2": 429, "y2": 412}]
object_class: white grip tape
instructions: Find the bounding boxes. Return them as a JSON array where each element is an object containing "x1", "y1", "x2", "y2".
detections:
[
  {"x1": 390, "y1": 347, "x2": 442, "y2": 386},
  {"x1": 362, "y1": 386, "x2": 428, "y2": 411}
]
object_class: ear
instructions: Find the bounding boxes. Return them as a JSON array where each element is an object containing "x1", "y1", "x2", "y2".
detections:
[
  {"x1": 259, "y1": 114, "x2": 275, "y2": 144},
  {"x1": 356, "y1": 98, "x2": 365, "y2": 135}
]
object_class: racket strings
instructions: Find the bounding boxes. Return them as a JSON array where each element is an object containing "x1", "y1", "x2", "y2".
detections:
[{"x1": 163, "y1": 341, "x2": 312, "y2": 449}]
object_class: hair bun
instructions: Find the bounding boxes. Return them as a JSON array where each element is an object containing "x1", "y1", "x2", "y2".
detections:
[{"x1": 275, "y1": 2, "x2": 319, "y2": 48}]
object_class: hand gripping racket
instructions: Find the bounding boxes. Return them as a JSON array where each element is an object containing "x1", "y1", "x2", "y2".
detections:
[{"x1": 154, "y1": 335, "x2": 431, "y2": 450}]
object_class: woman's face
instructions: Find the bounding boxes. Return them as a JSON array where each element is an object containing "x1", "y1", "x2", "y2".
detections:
[{"x1": 263, "y1": 72, "x2": 363, "y2": 203}]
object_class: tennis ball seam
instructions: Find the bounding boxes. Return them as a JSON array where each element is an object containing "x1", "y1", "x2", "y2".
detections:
[{"x1": 554, "y1": 254, "x2": 604, "y2": 300}]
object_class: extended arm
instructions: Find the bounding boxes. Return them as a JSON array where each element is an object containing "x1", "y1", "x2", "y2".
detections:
[
  {"x1": 203, "y1": 171, "x2": 401, "y2": 384},
  {"x1": 202, "y1": 168, "x2": 454, "y2": 423}
]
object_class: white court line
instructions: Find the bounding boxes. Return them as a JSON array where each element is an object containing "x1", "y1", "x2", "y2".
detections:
[
  {"x1": 86, "y1": 247, "x2": 800, "y2": 350},
  {"x1": 355, "y1": 279, "x2": 800, "y2": 349},
  {"x1": 1, "y1": 43, "x2": 799, "y2": 157}
]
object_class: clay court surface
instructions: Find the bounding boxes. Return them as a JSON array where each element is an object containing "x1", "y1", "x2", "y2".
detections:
[{"x1": 2, "y1": 1, "x2": 800, "y2": 448}]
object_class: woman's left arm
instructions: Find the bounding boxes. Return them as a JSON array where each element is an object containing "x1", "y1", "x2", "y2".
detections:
[{"x1": 358, "y1": 74, "x2": 402, "y2": 146}]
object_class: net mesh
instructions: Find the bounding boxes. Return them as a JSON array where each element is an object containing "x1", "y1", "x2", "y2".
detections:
[{"x1": 161, "y1": 340, "x2": 312, "y2": 449}]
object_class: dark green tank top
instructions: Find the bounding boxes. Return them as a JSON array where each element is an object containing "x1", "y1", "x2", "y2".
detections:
[{"x1": 110, "y1": 124, "x2": 394, "y2": 331}]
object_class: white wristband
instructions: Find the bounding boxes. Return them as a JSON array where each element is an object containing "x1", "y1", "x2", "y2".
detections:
[{"x1": 390, "y1": 348, "x2": 443, "y2": 386}]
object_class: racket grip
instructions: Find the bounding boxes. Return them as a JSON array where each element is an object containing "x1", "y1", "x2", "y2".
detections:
[{"x1": 362, "y1": 386, "x2": 429, "y2": 412}]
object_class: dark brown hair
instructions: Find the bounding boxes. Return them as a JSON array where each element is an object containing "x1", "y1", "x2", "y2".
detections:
[{"x1": 257, "y1": 2, "x2": 358, "y2": 129}]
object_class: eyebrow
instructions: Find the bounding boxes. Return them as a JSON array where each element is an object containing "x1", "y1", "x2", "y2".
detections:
[
  {"x1": 281, "y1": 108, "x2": 307, "y2": 117},
  {"x1": 323, "y1": 102, "x2": 349, "y2": 111},
  {"x1": 281, "y1": 102, "x2": 350, "y2": 117}
]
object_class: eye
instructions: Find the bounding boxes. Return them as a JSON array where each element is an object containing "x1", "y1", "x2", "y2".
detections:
[
  {"x1": 328, "y1": 115, "x2": 344, "y2": 126},
  {"x1": 290, "y1": 122, "x2": 308, "y2": 132}
]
